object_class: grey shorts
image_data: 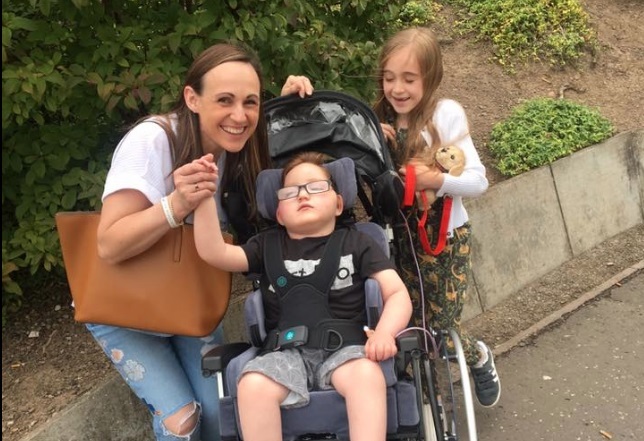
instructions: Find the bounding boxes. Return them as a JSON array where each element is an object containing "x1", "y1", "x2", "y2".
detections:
[{"x1": 240, "y1": 345, "x2": 365, "y2": 408}]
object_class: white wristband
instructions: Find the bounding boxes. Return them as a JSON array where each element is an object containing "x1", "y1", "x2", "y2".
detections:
[{"x1": 161, "y1": 196, "x2": 181, "y2": 228}]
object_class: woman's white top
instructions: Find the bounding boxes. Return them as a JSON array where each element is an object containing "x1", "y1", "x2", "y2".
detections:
[{"x1": 102, "y1": 119, "x2": 228, "y2": 226}]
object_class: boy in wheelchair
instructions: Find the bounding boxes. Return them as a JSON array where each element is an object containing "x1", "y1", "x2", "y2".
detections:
[{"x1": 194, "y1": 151, "x2": 412, "y2": 441}]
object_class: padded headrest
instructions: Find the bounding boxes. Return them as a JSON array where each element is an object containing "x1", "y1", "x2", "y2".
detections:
[{"x1": 256, "y1": 157, "x2": 358, "y2": 221}]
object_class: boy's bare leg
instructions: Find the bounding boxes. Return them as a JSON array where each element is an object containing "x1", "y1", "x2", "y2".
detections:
[
  {"x1": 331, "y1": 358, "x2": 387, "y2": 441},
  {"x1": 237, "y1": 372, "x2": 288, "y2": 441}
]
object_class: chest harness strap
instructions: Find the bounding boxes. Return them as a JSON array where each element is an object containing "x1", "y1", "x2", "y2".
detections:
[{"x1": 261, "y1": 229, "x2": 366, "y2": 352}]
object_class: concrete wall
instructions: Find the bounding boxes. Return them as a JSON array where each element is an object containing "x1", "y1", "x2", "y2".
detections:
[
  {"x1": 21, "y1": 129, "x2": 643, "y2": 441},
  {"x1": 464, "y1": 130, "x2": 643, "y2": 319},
  {"x1": 20, "y1": 375, "x2": 153, "y2": 441}
]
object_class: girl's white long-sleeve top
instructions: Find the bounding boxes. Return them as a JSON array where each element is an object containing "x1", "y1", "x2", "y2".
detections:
[{"x1": 421, "y1": 99, "x2": 489, "y2": 235}]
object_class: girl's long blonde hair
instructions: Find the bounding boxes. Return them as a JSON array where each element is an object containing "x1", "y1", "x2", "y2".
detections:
[{"x1": 373, "y1": 27, "x2": 444, "y2": 165}]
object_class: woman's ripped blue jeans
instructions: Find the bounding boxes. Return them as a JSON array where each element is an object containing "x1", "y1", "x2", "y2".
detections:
[{"x1": 87, "y1": 324, "x2": 224, "y2": 441}]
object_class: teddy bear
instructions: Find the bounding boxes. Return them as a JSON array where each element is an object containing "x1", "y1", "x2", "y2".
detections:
[{"x1": 418, "y1": 144, "x2": 465, "y2": 210}]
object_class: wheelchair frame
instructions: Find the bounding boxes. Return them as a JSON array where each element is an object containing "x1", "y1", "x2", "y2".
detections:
[
  {"x1": 201, "y1": 91, "x2": 480, "y2": 440},
  {"x1": 403, "y1": 327, "x2": 478, "y2": 441}
]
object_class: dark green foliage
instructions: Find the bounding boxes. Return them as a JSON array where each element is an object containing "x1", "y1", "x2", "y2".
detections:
[
  {"x1": 2, "y1": 0, "x2": 409, "y2": 320},
  {"x1": 488, "y1": 98, "x2": 614, "y2": 176},
  {"x1": 0, "y1": 0, "x2": 616, "y2": 325}
]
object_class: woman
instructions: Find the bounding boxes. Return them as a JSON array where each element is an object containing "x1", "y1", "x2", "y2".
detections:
[{"x1": 91, "y1": 43, "x2": 312, "y2": 441}]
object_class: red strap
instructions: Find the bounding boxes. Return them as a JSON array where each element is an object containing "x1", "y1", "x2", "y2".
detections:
[
  {"x1": 402, "y1": 164, "x2": 416, "y2": 207},
  {"x1": 417, "y1": 191, "x2": 431, "y2": 253},
  {"x1": 402, "y1": 164, "x2": 453, "y2": 255},
  {"x1": 419, "y1": 196, "x2": 453, "y2": 256}
]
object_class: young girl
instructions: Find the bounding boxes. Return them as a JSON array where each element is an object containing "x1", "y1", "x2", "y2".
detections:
[{"x1": 373, "y1": 26, "x2": 501, "y2": 408}]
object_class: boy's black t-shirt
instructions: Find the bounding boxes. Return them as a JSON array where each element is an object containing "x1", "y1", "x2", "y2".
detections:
[{"x1": 241, "y1": 227, "x2": 395, "y2": 331}]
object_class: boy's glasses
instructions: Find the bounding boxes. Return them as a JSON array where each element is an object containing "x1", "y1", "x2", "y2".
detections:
[{"x1": 277, "y1": 179, "x2": 333, "y2": 201}]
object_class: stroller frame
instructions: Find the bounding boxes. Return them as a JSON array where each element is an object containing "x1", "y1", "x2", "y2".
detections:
[{"x1": 202, "y1": 91, "x2": 477, "y2": 441}]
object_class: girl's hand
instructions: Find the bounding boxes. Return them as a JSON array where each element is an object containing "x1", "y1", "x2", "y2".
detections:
[
  {"x1": 399, "y1": 158, "x2": 444, "y2": 191},
  {"x1": 171, "y1": 154, "x2": 218, "y2": 219},
  {"x1": 380, "y1": 123, "x2": 396, "y2": 144},
  {"x1": 280, "y1": 75, "x2": 314, "y2": 98}
]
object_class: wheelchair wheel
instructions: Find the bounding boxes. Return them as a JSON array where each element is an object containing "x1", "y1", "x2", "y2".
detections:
[{"x1": 431, "y1": 329, "x2": 478, "y2": 441}]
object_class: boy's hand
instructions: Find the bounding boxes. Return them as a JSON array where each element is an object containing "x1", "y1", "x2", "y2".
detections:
[
  {"x1": 195, "y1": 153, "x2": 218, "y2": 174},
  {"x1": 170, "y1": 155, "x2": 218, "y2": 219},
  {"x1": 364, "y1": 328, "x2": 397, "y2": 361}
]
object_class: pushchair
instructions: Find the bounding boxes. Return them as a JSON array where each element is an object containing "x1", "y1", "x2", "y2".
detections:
[{"x1": 202, "y1": 91, "x2": 477, "y2": 441}]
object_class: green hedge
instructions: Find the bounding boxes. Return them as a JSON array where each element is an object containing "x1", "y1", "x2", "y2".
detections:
[
  {"x1": 1, "y1": 0, "x2": 616, "y2": 325},
  {"x1": 489, "y1": 98, "x2": 614, "y2": 176},
  {"x1": 2, "y1": 0, "x2": 416, "y2": 323},
  {"x1": 448, "y1": 0, "x2": 597, "y2": 70}
]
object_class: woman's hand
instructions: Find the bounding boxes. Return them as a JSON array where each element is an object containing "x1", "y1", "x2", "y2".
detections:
[
  {"x1": 171, "y1": 154, "x2": 219, "y2": 220},
  {"x1": 280, "y1": 75, "x2": 314, "y2": 98}
]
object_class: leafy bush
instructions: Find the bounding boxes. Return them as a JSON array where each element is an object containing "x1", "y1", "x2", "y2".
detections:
[
  {"x1": 2, "y1": 258, "x2": 23, "y2": 328},
  {"x1": 448, "y1": 0, "x2": 597, "y2": 70},
  {"x1": 488, "y1": 98, "x2": 614, "y2": 176},
  {"x1": 394, "y1": 0, "x2": 442, "y2": 29},
  {"x1": 2, "y1": 0, "x2": 416, "y2": 322},
  {"x1": 0, "y1": 0, "x2": 617, "y2": 324}
]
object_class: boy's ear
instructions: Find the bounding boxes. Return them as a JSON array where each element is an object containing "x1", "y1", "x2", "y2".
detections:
[
  {"x1": 336, "y1": 194, "x2": 344, "y2": 216},
  {"x1": 275, "y1": 206, "x2": 285, "y2": 226}
]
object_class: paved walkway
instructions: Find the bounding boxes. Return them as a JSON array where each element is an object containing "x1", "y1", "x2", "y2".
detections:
[
  {"x1": 20, "y1": 264, "x2": 643, "y2": 441},
  {"x1": 475, "y1": 271, "x2": 643, "y2": 440}
]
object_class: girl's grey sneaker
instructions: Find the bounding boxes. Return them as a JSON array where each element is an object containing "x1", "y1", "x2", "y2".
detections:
[{"x1": 470, "y1": 342, "x2": 501, "y2": 407}]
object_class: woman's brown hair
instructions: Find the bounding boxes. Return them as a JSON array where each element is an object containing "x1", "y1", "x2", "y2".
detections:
[{"x1": 148, "y1": 43, "x2": 271, "y2": 223}]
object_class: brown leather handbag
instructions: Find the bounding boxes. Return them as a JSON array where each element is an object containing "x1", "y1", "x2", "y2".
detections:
[{"x1": 55, "y1": 211, "x2": 232, "y2": 337}]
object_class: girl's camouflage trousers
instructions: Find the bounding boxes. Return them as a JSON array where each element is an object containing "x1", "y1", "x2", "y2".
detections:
[{"x1": 393, "y1": 201, "x2": 480, "y2": 365}]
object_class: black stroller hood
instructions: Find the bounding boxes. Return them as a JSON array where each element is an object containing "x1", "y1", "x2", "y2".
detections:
[
  {"x1": 264, "y1": 91, "x2": 403, "y2": 223},
  {"x1": 265, "y1": 91, "x2": 392, "y2": 180}
]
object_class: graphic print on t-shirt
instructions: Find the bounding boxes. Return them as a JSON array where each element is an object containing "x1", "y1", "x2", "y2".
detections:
[{"x1": 278, "y1": 254, "x2": 355, "y2": 291}]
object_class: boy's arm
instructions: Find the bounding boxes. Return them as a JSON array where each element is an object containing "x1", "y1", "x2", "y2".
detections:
[
  {"x1": 365, "y1": 268, "x2": 413, "y2": 361},
  {"x1": 194, "y1": 197, "x2": 250, "y2": 273}
]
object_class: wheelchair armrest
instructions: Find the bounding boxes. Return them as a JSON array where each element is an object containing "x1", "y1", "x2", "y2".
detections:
[
  {"x1": 202, "y1": 342, "x2": 251, "y2": 377},
  {"x1": 395, "y1": 331, "x2": 424, "y2": 376},
  {"x1": 397, "y1": 331, "x2": 422, "y2": 353}
]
